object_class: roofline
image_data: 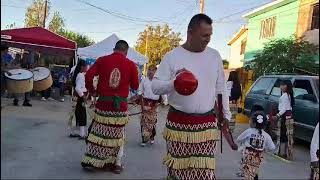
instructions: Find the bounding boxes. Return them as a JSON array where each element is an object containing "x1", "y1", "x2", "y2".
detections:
[
  {"x1": 227, "y1": 26, "x2": 248, "y2": 45},
  {"x1": 242, "y1": 0, "x2": 297, "y2": 19}
]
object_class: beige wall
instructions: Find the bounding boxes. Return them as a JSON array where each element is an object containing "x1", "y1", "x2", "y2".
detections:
[
  {"x1": 228, "y1": 30, "x2": 247, "y2": 69},
  {"x1": 296, "y1": 0, "x2": 319, "y2": 44}
]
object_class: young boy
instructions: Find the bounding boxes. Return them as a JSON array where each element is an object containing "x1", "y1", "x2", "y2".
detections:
[{"x1": 310, "y1": 122, "x2": 319, "y2": 180}]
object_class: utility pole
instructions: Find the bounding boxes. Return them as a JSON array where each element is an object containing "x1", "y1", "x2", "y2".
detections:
[
  {"x1": 199, "y1": 0, "x2": 205, "y2": 14},
  {"x1": 143, "y1": 28, "x2": 149, "y2": 75},
  {"x1": 43, "y1": 0, "x2": 48, "y2": 27}
]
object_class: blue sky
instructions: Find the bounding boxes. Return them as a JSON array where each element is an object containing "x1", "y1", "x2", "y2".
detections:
[{"x1": 1, "y1": 0, "x2": 271, "y2": 59}]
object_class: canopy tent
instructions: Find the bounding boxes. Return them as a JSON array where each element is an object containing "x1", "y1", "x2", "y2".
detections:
[
  {"x1": 1, "y1": 27, "x2": 77, "y2": 56},
  {"x1": 77, "y1": 34, "x2": 148, "y2": 65}
]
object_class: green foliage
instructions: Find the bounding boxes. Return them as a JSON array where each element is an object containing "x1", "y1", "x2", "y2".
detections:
[
  {"x1": 48, "y1": 11, "x2": 65, "y2": 33},
  {"x1": 252, "y1": 37, "x2": 319, "y2": 77},
  {"x1": 25, "y1": 0, "x2": 51, "y2": 28},
  {"x1": 135, "y1": 24, "x2": 182, "y2": 66},
  {"x1": 58, "y1": 30, "x2": 95, "y2": 48},
  {"x1": 222, "y1": 59, "x2": 229, "y2": 69}
]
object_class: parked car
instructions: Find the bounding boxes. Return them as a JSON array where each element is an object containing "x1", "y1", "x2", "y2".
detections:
[{"x1": 244, "y1": 74, "x2": 319, "y2": 142}]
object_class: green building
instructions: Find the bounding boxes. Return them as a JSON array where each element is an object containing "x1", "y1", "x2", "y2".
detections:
[{"x1": 242, "y1": 0, "x2": 300, "y2": 65}]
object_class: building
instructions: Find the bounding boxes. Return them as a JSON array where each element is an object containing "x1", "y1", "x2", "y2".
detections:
[
  {"x1": 243, "y1": 0, "x2": 301, "y2": 65},
  {"x1": 296, "y1": 0, "x2": 319, "y2": 45},
  {"x1": 227, "y1": 26, "x2": 248, "y2": 69}
]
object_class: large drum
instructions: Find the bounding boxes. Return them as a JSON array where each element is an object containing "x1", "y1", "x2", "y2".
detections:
[
  {"x1": 32, "y1": 67, "x2": 53, "y2": 92},
  {"x1": 5, "y1": 69, "x2": 34, "y2": 94}
]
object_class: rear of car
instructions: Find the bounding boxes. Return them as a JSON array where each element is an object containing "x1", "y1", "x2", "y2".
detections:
[{"x1": 244, "y1": 75, "x2": 319, "y2": 142}]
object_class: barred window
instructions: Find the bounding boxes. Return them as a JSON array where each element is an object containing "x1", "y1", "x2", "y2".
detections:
[
  {"x1": 311, "y1": 3, "x2": 319, "y2": 30},
  {"x1": 260, "y1": 17, "x2": 276, "y2": 39}
]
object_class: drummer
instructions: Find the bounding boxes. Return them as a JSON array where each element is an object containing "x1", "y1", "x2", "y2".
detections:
[
  {"x1": 1, "y1": 46, "x2": 14, "y2": 96},
  {"x1": 13, "y1": 52, "x2": 32, "y2": 106}
]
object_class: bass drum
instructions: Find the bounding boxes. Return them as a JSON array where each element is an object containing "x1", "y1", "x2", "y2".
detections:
[
  {"x1": 32, "y1": 67, "x2": 53, "y2": 92},
  {"x1": 5, "y1": 69, "x2": 33, "y2": 94}
]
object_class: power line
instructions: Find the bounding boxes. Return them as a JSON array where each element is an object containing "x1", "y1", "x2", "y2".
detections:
[{"x1": 74, "y1": 0, "x2": 162, "y2": 23}]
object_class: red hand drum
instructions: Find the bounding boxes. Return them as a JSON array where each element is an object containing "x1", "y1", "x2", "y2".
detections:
[{"x1": 174, "y1": 71, "x2": 198, "y2": 96}]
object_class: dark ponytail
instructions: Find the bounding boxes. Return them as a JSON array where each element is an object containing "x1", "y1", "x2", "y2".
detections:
[
  {"x1": 72, "y1": 59, "x2": 86, "y2": 88},
  {"x1": 251, "y1": 111, "x2": 267, "y2": 135}
]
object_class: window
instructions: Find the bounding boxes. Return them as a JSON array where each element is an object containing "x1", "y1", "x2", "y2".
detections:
[
  {"x1": 260, "y1": 17, "x2": 276, "y2": 39},
  {"x1": 293, "y1": 80, "x2": 314, "y2": 99},
  {"x1": 240, "y1": 39, "x2": 247, "y2": 55},
  {"x1": 311, "y1": 3, "x2": 319, "y2": 30},
  {"x1": 250, "y1": 77, "x2": 275, "y2": 95}
]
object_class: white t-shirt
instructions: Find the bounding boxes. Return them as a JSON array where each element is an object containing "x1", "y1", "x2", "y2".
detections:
[
  {"x1": 75, "y1": 72, "x2": 87, "y2": 97},
  {"x1": 310, "y1": 123, "x2": 319, "y2": 162},
  {"x1": 226, "y1": 81, "x2": 233, "y2": 98},
  {"x1": 236, "y1": 128, "x2": 275, "y2": 151},
  {"x1": 151, "y1": 47, "x2": 231, "y2": 120},
  {"x1": 278, "y1": 92, "x2": 292, "y2": 116},
  {"x1": 138, "y1": 77, "x2": 160, "y2": 100}
]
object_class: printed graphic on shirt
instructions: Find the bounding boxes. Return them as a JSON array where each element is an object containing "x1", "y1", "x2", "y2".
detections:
[
  {"x1": 249, "y1": 134, "x2": 265, "y2": 150},
  {"x1": 109, "y1": 68, "x2": 121, "y2": 89}
]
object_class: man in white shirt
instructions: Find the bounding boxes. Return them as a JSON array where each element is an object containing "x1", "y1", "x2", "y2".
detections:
[
  {"x1": 310, "y1": 123, "x2": 319, "y2": 180},
  {"x1": 151, "y1": 14, "x2": 232, "y2": 180}
]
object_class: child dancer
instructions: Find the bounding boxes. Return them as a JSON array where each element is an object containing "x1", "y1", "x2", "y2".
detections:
[
  {"x1": 70, "y1": 60, "x2": 88, "y2": 139},
  {"x1": 273, "y1": 80, "x2": 295, "y2": 160},
  {"x1": 237, "y1": 111, "x2": 275, "y2": 180},
  {"x1": 137, "y1": 65, "x2": 160, "y2": 146}
]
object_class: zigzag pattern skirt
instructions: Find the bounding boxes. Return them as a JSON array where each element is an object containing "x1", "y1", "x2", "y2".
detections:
[
  {"x1": 82, "y1": 100, "x2": 129, "y2": 168},
  {"x1": 164, "y1": 107, "x2": 219, "y2": 180}
]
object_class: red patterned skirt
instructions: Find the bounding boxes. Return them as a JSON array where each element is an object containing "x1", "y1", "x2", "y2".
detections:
[
  {"x1": 164, "y1": 107, "x2": 219, "y2": 180},
  {"x1": 141, "y1": 98, "x2": 158, "y2": 142},
  {"x1": 242, "y1": 147, "x2": 264, "y2": 180},
  {"x1": 82, "y1": 96, "x2": 129, "y2": 168}
]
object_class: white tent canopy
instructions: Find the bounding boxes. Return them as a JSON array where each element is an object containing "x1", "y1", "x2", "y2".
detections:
[{"x1": 77, "y1": 34, "x2": 148, "y2": 65}]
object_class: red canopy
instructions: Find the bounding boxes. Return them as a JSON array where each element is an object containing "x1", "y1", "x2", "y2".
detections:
[{"x1": 1, "y1": 27, "x2": 76, "y2": 56}]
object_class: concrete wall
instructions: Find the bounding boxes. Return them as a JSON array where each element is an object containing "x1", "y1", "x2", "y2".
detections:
[
  {"x1": 228, "y1": 30, "x2": 247, "y2": 69},
  {"x1": 244, "y1": 0, "x2": 300, "y2": 62}
]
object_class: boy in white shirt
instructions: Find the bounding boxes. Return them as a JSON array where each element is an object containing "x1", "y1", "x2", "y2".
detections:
[{"x1": 237, "y1": 111, "x2": 275, "y2": 180}]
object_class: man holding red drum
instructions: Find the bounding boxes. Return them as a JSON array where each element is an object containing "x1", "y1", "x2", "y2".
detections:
[{"x1": 152, "y1": 14, "x2": 235, "y2": 180}]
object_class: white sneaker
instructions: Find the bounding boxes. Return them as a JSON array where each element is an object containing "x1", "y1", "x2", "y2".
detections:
[
  {"x1": 140, "y1": 143, "x2": 146, "y2": 147},
  {"x1": 60, "y1": 98, "x2": 65, "y2": 102},
  {"x1": 41, "y1": 97, "x2": 46, "y2": 101},
  {"x1": 150, "y1": 140, "x2": 155, "y2": 144},
  {"x1": 47, "y1": 97, "x2": 54, "y2": 101}
]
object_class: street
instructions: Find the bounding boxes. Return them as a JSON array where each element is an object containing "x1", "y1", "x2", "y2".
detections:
[{"x1": 1, "y1": 97, "x2": 311, "y2": 179}]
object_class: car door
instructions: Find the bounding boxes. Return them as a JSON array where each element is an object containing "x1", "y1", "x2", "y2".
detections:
[{"x1": 292, "y1": 78, "x2": 318, "y2": 142}]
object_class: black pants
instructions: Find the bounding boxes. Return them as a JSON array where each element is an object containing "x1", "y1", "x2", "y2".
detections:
[
  {"x1": 13, "y1": 93, "x2": 30, "y2": 103},
  {"x1": 41, "y1": 88, "x2": 52, "y2": 98},
  {"x1": 280, "y1": 115, "x2": 288, "y2": 143},
  {"x1": 75, "y1": 97, "x2": 87, "y2": 126}
]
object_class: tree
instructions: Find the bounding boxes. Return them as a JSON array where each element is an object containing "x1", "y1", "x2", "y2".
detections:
[
  {"x1": 25, "y1": 0, "x2": 51, "y2": 28},
  {"x1": 135, "y1": 24, "x2": 182, "y2": 66},
  {"x1": 48, "y1": 11, "x2": 65, "y2": 33},
  {"x1": 58, "y1": 30, "x2": 95, "y2": 48},
  {"x1": 222, "y1": 59, "x2": 229, "y2": 69},
  {"x1": 252, "y1": 37, "x2": 319, "y2": 77}
]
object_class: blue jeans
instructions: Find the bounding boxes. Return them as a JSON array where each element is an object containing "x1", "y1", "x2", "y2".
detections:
[{"x1": 58, "y1": 83, "x2": 65, "y2": 97}]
